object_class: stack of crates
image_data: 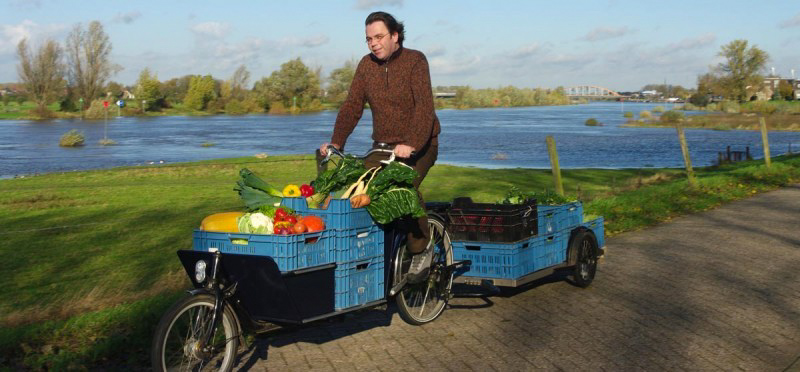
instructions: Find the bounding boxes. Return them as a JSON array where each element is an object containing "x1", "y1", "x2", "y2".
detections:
[
  {"x1": 280, "y1": 197, "x2": 385, "y2": 310},
  {"x1": 450, "y1": 199, "x2": 586, "y2": 281}
]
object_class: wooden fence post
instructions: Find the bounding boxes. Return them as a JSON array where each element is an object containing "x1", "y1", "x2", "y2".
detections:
[
  {"x1": 759, "y1": 117, "x2": 771, "y2": 168},
  {"x1": 676, "y1": 123, "x2": 696, "y2": 187},
  {"x1": 315, "y1": 149, "x2": 328, "y2": 177},
  {"x1": 546, "y1": 135, "x2": 564, "y2": 196}
]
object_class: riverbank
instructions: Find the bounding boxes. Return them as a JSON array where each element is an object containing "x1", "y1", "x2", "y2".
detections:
[
  {"x1": 622, "y1": 112, "x2": 800, "y2": 131},
  {"x1": 2, "y1": 153, "x2": 799, "y2": 369}
]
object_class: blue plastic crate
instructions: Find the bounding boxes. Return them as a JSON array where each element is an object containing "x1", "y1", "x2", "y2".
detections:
[
  {"x1": 192, "y1": 229, "x2": 334, "y2": 271},
  {"x1": 533, "y1": 231, "x2": 568, "y2": 270},
  {"x1": 453, "y1": 231, "x2": 567, "y2": 280},
  {"x1": 281, "y1": 197, "x2": 375, "y2": 230},
  {"x1": 582, "y1": 216, "x2": 605, "y2": 249},
  {"x1": 334, "y1": 256, "x2": 385, "y2": 310},
  {"x1": 333, "y1": 224, "x2": 385, "y2": 263},
  {"x1": 538, "y1": 202, "x2": 583, "y2": 234}
]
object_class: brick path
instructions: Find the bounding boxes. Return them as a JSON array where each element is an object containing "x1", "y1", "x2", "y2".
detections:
[{"x1": 240, "y1": 185, "x2": 800, "y2": 371}]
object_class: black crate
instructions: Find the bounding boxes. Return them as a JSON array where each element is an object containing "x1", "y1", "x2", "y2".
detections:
[{"x1": 446, "y1": 197, "x2": 538, "y2": 242}]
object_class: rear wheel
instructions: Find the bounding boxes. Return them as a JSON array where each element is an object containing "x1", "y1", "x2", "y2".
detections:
[
  {"x1": 571, "y1": 230, "x2": 598, "y2": 288},
  {"x1": 394, "y1": 216, "x2": 454, "y2": 325},
  {"x1": 151, "y1": 294, "x2": 240, "y2": 371}
]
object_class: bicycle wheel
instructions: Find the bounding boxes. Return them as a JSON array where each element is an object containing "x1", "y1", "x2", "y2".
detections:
[
  {"x1": 151, "y1": 294, "x2": 240, "y2": 372},
  {"x1": 571, "y1": 230, "x2": 598, "y2": 288},
  {"x1": 395, "y1": 216, "x2": 454, "y2": 325}
]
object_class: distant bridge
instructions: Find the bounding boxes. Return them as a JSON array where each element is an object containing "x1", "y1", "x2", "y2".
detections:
[{"x1": 565, "y1": 85, "x2": 620, "y2": 97}]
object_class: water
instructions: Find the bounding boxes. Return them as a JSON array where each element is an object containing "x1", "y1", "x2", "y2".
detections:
[{"x1": 2, "y1": 102, "x2": 799, "y2": 178}]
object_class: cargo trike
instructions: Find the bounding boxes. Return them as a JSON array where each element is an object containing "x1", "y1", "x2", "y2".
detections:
[{"x1": 150, "y1": 147, "x2": 605, "y2": 371}]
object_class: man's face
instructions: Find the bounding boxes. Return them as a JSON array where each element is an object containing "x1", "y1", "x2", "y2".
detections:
[{"x1": 366, "y1": 21, "x2": 398, "y2": 60}]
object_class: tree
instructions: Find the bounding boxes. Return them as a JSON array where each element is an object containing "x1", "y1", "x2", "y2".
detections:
[
  {"x1": 183, "y1": 75, "x2": 215, "y2": 110},
  {"x1": 714, "y1": 39, "x2": 769, "y2": 102},
  {"x1": 66, "y1": 21, "x2": 120, "y2": 102},
  {"x1": 254, "y1": 58, "x2": 321, "y2": 111},
  {"x1": 16, "y1": 38, "x2": 65, "y2": 116},
  {"x1": 777, "y1": 80, "x2": 794, "y2": 101},
  {"x1": 134, "y1": 68, "x2": 163, "y2": 110},
  {"x1": 162, "y1": 75, "x2": 193, "y2": 106},
  {"x1": 326, "y1": 60, "x2": 356, "y2": 107},
  {"x1": 230, "y1": 65, "x2": 250, "y2": 99}
]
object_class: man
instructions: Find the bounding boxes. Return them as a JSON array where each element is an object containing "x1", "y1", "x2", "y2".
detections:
[{"x1": 320, "y1": 11, "x2": 440, "y2": 283}]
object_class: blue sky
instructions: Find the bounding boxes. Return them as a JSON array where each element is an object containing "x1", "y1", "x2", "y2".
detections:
[{"x1": 1, "y1": 0, "x2": 799, "y2": 92}]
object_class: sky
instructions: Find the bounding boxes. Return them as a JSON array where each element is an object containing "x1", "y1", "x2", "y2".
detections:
[{"x1": 1, "y1": 0, "x2": 799, "y2": 92}]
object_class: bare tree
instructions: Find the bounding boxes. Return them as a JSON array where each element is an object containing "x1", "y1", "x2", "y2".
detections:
[
  {"x1": 230, "y1": 65, "x2": 251, "y2": 99},
  {"x1": 17, "y1": 38, "x2": 65, "y2": 116},
  {"x1": 66, "y1": 21, "x2": 120, "y2": 103}
]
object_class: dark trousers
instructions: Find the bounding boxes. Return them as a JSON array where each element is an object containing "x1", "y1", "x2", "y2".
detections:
[{"x1": 365, "y1": 142, "x2": 438, "y2": 254}]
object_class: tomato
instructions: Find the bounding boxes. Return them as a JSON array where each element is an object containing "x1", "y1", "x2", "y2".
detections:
[
  {"x1": 299, "y1": 216, "x2": 325, "y2": 232},
  {"x1": 275, "y1": 208, "x2": 288, "y2": 220},
  {"x1": 292, "y1": 222, "x2": 307, "y2": 234},
  {"x1": 286, "y1": 215, "x2": 298, "y2": 224}
]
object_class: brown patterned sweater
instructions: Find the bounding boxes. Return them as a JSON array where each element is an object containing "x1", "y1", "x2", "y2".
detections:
[{"x1": 331, "y1": 47, "x2": 440, "y2": 151}]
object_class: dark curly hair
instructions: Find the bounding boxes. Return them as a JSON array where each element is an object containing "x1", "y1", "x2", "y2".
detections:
[{"x1": 365, "y1": 11, "x2": 405, "y2": 46}]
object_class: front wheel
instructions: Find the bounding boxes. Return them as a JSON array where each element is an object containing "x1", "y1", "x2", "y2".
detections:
[
  {"x1": 394, "y1": 216, "x2": 454, "y2": 325},
  {"x1": 571, "y1": 230, "x2": 598, "y2": 288},
  {"x1": 151, "y1": 293, "x2": 240, "y2": 371}
]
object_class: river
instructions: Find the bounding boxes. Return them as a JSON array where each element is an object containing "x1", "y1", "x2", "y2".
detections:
[{"x1": 2, "y1": 102, "x2": 799, "y2": 178}]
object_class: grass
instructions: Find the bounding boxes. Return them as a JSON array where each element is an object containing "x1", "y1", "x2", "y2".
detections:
[
  {"x1": 1, "y1": 153, "x2": 799, "y2": 368},
  {"x1": 59, "y1": 130, "x2": 85, "y2": 147}
]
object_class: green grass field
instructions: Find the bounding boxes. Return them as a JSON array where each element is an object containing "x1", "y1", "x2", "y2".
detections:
[{"x1": 2, "y1": 153, "x2": 799, "y2": 369}]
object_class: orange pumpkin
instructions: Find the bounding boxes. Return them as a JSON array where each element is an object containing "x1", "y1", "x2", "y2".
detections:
[
  {"x1": 200, "y1": 212, "x2": 245, "y2": 232},
  {"x1": 298, "y1": 215, "x2": 325, "y2": 232}
]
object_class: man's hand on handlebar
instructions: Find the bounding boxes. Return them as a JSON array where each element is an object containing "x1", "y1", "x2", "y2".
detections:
[
  {"x1": 394, "y1": 144, "x2": 415, "y2": 158},
  {"x1": 319, "y1": 143, "x2": 340, "y2": 156}
]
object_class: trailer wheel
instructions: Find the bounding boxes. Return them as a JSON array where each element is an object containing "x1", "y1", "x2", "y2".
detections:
[{"x1": 571, "y1": 230, "x2": 598, "y2": 288}]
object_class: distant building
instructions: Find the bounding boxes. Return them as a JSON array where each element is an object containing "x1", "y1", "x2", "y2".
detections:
[
  {"x1": 641, "y1": 90, "x2": 659, "y2": 96},
  {"x1": 757, "y1": 77, "x2": 797, "y2": 100}
]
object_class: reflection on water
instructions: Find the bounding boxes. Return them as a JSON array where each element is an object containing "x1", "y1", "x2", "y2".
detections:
[{"x1": 1, "y1": 102, "x2": 799, "y2": 177}]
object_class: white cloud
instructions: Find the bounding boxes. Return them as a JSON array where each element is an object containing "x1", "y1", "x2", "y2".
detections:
[
  {"x1": 779, "y1": 13, "x2": 800, "y2": 29},
  {"x1": 509, "y1": 43, "x2": 541, "y2": 59},
  {"x1": 429, "y1": 55, "x2": 482, "y2": 76},
  {"x1": 0, "y1": 20, "x2": 67, "y2": 53},
  {"x1": 113, "y1": 11, "x2": 142, "y2": 25},
  {"x1": 190, "y1": 22, "x2": 230, "y2": 38},
  {"x1": 297, "y1": 35, "x2": 330, "y2": 48},
  {"x1": 666, "y1": 33, "x2": 716, "y2": 51},
  {"x1": 424, "y1": 45, "x2": 446, "y2": 58},
  {"x1": 355, "y1": 0, "x2": 403, "y2": 10},
  {"x1": 581, "y1": 26, "x2": 634, "y2": 42}
]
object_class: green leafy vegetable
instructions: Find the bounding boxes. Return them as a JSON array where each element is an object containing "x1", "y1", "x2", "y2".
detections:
[
  {"x1": 365, "y1": 162, "x2": 426, "y2": 224},
  {"x1": 498, "y1": 186, "x2": 575, "y2": 205},
  {"x1": 238, "y1": 168, "x2": 283, "y2": 197},
  {"x1": 234, "y1": 168, "x2": 283, "y2": 211},
  {"x1": 308, "y1": 155, "x2": 365, "y2": 207},
  {"x1": 367, "y1": 187, "x2": 426, "y2": 224}
]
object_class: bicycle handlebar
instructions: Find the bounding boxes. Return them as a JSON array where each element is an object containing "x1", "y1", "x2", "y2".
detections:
[{"x1": 322, "y1": 144, "x2": 396, "y2": 164}]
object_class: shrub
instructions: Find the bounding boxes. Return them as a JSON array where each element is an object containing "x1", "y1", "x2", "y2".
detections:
[
  {"x1": 224, "y1": 100, "x2": 246, "y2": 115},
  {"x1": 688, "y1": 93, "x2": 709, "y2": 107},
  {"x1": 652, "y1": 106, "x2": 665, "y2": 113},
  {"x1": 744, "y1": 101, "x2": 777, "y2": 115},
  {"x1": 660, "y1": 110, "x2": 684, "y2": 123},
  {"x1": 623, "y1": 111, "x2": 633, "y2": 118},
  {"x1": 721, "y1": 101, "x2": 740, "y2": 114},
  {"x1": 83, "y1": 100, "x2": 112, "y2": 119},
  {"x1": 639, "y1": 111, "x2": 652, "y2": 119},
  {"x1": 585, "y1": 118, "x2": 600, "y2": 126},
  {"x1": 681, "y1": 103, "x2": 698, "y2": 111},
  {"x1": 59, "y1": 130, "x2": 85, "y2": 147}
]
